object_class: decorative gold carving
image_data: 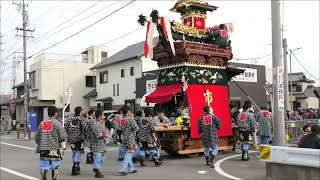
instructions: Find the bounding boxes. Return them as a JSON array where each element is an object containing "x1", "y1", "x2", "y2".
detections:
[{"x1": 172, "y1": 22, "x2": 207, "y2": 38}]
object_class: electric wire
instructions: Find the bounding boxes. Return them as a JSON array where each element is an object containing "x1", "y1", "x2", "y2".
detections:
[{"x1": 26, "y1": 0, "x2": 136, "y2": 60}]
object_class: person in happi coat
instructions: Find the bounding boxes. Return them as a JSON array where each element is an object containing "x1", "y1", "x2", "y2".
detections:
[
  {"x1": 118, "y1": 105, "x2": 140, "y2": 176},
  {"x1": 137, "y1": 108, "x2": 163, "y2": 167},
  {"x1": 91, "y1": 110, "x2": 111, "y2": 178},
  {"x1": 256, "y1": 107, "x2": 273, "y2": 145},
  {"x1": 65, "y1": 106, "x2": 85, "y2": 175},
  {"x1": 82, "y1": 109, "x2": 95, "y2": 164},
  {"x1": 35, "y1": 106, "x2": 68, "y2": 180},
  {"x1": 237, "y1": 101, "x2": 256, "y2": 142},
  {"x1": 198, "y1": 105, "x2": 221, "y2": 168}
]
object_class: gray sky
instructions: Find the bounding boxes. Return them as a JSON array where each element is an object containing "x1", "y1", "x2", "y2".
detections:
[{"x1": 1, "y1": 0, "x2": 319, "y2": 94}]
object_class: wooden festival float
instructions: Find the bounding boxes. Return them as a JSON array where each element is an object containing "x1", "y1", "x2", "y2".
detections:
[{"x1": 138, "y1": 0, "x2": 244, "y2": 156}]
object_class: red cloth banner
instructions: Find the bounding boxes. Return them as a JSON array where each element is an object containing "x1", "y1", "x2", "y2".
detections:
[
  {"x1": 187, "y1": 84, "x2": 232, "y2": 138},
  {"x1": 194, "y1": 17, "x2": 205, "y2": 30},
  {"x1": 183, "y1": 17, "x2": 192, "y2": 27}
]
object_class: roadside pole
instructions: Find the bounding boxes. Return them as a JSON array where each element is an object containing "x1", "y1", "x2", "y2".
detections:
[
  {"x1": 62, "y1": 88, "x2": 72, "y2": 127},
  {"x1": 271, "y1": 0, "x2": 286, "y2": 146}
]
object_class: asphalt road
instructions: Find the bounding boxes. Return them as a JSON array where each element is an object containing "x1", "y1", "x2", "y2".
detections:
[{"x1": 0, "y1": 132, "x2": 266, "y2": 180}]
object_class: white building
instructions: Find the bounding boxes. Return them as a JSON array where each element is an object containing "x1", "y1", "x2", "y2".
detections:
[
  {"x1": 28, "y1": 46, "x2": 107, "y2": 122},
  {"x1": 89, "y1": 41, "x2": 158, "y2": 111},
  {"x1": 266, "y1": 72, "x2": 319, "y2": 110}
]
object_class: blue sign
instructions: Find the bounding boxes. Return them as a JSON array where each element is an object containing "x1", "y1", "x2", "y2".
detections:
[{"x1": 29, "y1": 112, "x2": 37, "y2": 131}]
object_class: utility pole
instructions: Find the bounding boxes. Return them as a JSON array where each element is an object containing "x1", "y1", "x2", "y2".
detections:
[
  {"x1": 0, "y1": 1, "x2": 3, "y2": 95},
  {"x1": 283, "y1": 39, "x2": 289, "y2": 115},
  {"x1": 14, "y1": 0, "x2": 34, "y2": 139},
  {"x1": 271, "y1": 0, "x2": 285, "y2": 146}
]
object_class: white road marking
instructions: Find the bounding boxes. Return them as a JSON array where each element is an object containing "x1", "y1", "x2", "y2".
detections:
[
  {"x1": 197, "y1": 170, "x2": 208, "y2": 174},
  {"x1": 0, "y1": 142, "x2": 35, "y2": 150},
  {"x1": 0, "y1": 167, "x2": 39, "y2": 180},
  {"x1": 214, "y1": 151, "x2": 258, "y2": 180},
  {"x1": 0, "y1": 141, "x2": 119, "y2": 152}
]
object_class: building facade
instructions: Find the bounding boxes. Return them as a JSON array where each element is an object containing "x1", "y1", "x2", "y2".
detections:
[
  {"x1": 27, "y1": 46, "x2": 107, "y2": 124},
  {"x1": 90, "y1": 41, "x2": 158, "y2": 111},
  {"x1": 266, "y1": 72, "x2": 319, "y2": 110}
]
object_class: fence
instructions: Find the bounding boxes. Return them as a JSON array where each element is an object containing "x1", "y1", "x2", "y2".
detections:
[{"x1": 285, "y1": 119, "x2": 320, "y2": 143}]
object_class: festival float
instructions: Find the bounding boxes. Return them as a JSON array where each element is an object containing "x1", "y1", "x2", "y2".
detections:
[{"x1": 138, "y1": 0, "x2": 244, "y2": 156}]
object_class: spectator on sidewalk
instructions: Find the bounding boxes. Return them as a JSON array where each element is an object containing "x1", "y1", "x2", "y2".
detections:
[
  {"x1": 298, "y1": 124, "x2": 312, "y2": 147},
  {"x1": 298, "y1": 125, "x2": 320, "y2": 149},
  {"x1": 289, "y1": 111, "x2": 303, "y2": 121},
  {"x1": 306, "y1": 108, "x2": 318, "y2": 119},
  {"x1": 6, "y1": 116, "x2": 12, "y2": 134}
]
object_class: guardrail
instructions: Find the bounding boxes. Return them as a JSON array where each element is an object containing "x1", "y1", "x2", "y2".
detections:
[
  {"x1": 260, "y1": 145, "x2": 320, "y2": 168},
  {"x1": 285, "y1": 119, "x2": 320, "y2": 143}
]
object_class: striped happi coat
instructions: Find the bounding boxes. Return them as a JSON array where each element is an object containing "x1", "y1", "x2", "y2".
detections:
[
  {"x1": 137, "y1": 116, "x2": 155, "y2": 143},
  {"x1": 237, "y1": 111, "x2": 255, "y2": 132},
  {"x1": 82, "y1": 116, "x2": 95, "y2": 148},
  {"x1": 198, "y1": 113, "x2": 221, "y2": 147},
  {"x1": 35, "y1": 118, "x2": 68, "y2": 151},
  {"x1": 121, "y1": 115, "x2": 139, "y2": 150},
  {"x1": 65, "y1": 116, "x2": 84, "y2": 144},
  {"x1": 91, "y1": 120, "x2": 108, "y2": 153}
]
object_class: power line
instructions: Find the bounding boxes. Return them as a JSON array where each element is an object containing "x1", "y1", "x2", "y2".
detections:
[
  {"x1": 41, "y1": 26, "x2": 144, "y2": 69},
  {"x1": 28, "y1": 0, "x2": 105, "y2": 45},
  {"x1": 27, "y1": 1, "x2": 120, "y2": 47},
  {"x1": 26, "y1": 0, "x2": 136, "y2": 60},
  {"x1": 232, "y1": 53, "x2": 272, "y2": 61},
  {"x1": 98, "y1": 26, "x2": 144, "y2": 46},
  {"x1": 290, "y1": 51, "x2": 319, "y2": 80}
]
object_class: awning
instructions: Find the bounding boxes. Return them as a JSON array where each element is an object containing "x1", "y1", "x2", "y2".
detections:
[
  {"x1": 96, "y1": 97, "x2": 113, "y2": 102},
  {"x1": 29, "y1": 99, "x2": 55, "y2": 107},
  {"x1": 145, "y1": 84, "x2": 182, "y2": 104},
  {"x1": 140, "y1": 93, "x2": 156, "y2": 107},
  {"x1": 83, "y1": 89, "x2": 97, "y2": 99}
]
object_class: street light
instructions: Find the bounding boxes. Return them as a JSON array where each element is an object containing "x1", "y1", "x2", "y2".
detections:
[{"x1": 288, "y1": 47, "x2": 302, "y2": 111}]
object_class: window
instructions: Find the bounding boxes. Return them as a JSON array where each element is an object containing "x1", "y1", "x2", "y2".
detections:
[
  {"x1": 97, "y1": 103, "x2": 102, "y2": 110},
  {"x1": 29, "y1": 71, "x2": 36, "y2": 89},
  {"x1": 100, "y1": 71, "x2": 108, "y2": 83},
  {"x1": 121, "y1": 69, "x2": 125, "y2": 78},
  {"x1": 296, "y1": 85, "x2": 302, "y2": 92},
  {"x1": 113, "y1": 84, "x2": 116, "y2": 96},
  {"x1": 85, "y1": 76, "x2": 96, "y2": 87},
  {"x1": 101, "y1": 51, "x2": 108, "y2": 61},
  {"x1": 101, "y1": 51, "x2": 108, "y2": 58},
  {"x1": 117, "y1": 84, "x2": 119, "y2": 96},
  {"x1": 130, "y1": 67, "x2": 135, "y2": 76},
  {"x1": 104, "y1": 102, "x2": 112, "y2": 110}
]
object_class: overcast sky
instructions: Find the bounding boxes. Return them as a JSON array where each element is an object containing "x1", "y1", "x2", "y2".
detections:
[{"x1": 1, "y1": 0, "x2": 319, "y2": 94}]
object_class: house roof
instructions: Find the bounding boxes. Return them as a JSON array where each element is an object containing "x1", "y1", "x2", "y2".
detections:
[
  {"x1": 293, "y1": 85, "x2": 320, "y2": 98},
  {"x1": 12, "y1": 82, "x2": 24, "y2": 89},
  {"x1": 0, "y1": 99, "x2": 15, "y2": 106},
  {"x1": 90, "y1": 40, "x2": 145, "y2": 70},
  {"x1": 315, "y1": 87, "x2": 320, "y2": 95},
  {"x1": 83, "y1": 89, "x2": 97, "y2": 99},
  {"x1": 288, "y1": 72, "x2": 315, "y2": 83}
]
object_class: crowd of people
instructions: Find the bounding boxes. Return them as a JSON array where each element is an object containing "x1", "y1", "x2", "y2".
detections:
[
  {"x1": 33, "y1": 103, "x2": 223, "y2": 180},
  {"x1": 287, "y1": 108, "x2": 320, "y2": 121},
  {"x1": 231, "y1": 100, "x2": 320, "y2": 149},
  {"x1": 34, "y1": 105, "x2": 168, "y2": 180},
  {"x1": 31, "y1": 100, "x2": 320, "y2": 180}
]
